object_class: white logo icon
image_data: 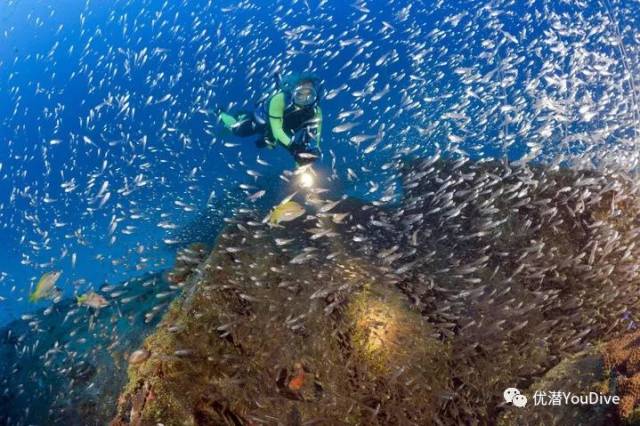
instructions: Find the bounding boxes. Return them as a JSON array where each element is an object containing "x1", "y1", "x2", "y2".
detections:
[{"x1": 504, "y1": 387, "x2": 527, "y2": 407}]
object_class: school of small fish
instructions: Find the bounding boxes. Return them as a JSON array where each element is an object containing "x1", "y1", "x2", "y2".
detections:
[{"x1": 2, "y1": 0, "x2": 640, "y2": 424}]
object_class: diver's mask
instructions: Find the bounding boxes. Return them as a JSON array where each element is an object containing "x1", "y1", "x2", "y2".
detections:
[{"x1": 292, "y1": 84, "x2": 317, "y2": 107}]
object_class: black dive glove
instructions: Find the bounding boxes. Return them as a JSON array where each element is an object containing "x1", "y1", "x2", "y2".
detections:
[
  {"x1": 289, "y1": 129, "x2": 308, "y2": 150},
  {"x1": 289, "y1": 129, "x2": 320, "y2": 164}
]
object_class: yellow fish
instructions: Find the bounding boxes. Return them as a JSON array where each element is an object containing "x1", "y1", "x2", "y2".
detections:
[
  {"x1": 265, "y1": 200, "x2": 306, "y2": 225},
  {"x1": 77, "y1": 291, "x2": 110, "y2": 309},
  {"x1": 29, "y1": 271, "x2": 62, "y2": 303}
]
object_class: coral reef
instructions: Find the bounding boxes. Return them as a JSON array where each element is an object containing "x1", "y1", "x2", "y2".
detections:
[
  {"x1": 111, "y1": 216, "x2": 452, "y2": 425},
  {"x1": 367, "y1": 159, "x2": 640, "y2": 423},
  {"x1": 603, "y1": 331, "x2": 640, "y2": 423},
  {"x1": 107, "y1": 158, "x2": 640, "y2": 425}
]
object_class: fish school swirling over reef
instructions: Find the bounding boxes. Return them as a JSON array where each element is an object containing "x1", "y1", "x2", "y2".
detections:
[{"x1": 2, "y1": 0, "x2": 640, "y2": 424}]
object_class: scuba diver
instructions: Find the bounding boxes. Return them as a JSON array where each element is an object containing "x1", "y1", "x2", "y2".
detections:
[{"x1": 216, "y1": 72, "x2": 323, "y2": 166}]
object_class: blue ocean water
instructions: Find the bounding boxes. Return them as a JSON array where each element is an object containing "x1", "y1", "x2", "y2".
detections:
[
  {"x1": 0, "y1": 0, "x2": 414, "y2": 324},
  {"x1": 2, "y1": 0, "x2": 640, "y2": 423}
]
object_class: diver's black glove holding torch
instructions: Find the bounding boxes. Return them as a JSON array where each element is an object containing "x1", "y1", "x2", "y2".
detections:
[{"x1": 289, "y1": 127, "x2": 320, "y2": 165}]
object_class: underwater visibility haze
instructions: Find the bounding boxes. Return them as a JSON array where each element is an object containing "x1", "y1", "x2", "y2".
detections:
[{"x1": 3, "y1": 0, "x2": 640, "y2": 424}]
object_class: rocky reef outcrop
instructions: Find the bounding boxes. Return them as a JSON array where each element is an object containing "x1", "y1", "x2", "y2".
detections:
[
  {"x1": 111, "y1": 208, "x2": 452, "y2": 425},
  {"x1": 110, "y1": 158, "x2": 640, "y2": 425}
]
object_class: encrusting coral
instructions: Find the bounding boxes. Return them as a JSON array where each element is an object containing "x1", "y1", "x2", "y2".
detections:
[{"x1": 602, "y1": 331, "x2": 640, "y2": 422}]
